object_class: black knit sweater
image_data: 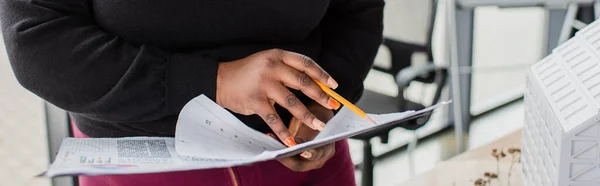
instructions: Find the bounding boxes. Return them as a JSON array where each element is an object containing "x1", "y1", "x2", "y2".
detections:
[{"x1": 0, "y1": 0, "x2": 383, "y2": 137}]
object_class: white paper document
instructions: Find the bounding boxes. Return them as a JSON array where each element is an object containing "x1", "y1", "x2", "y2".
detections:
[{"x1": 45, "y1": 95, "x2": 446, "y2": 177}]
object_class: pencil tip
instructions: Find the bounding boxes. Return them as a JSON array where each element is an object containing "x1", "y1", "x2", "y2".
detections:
[{"x1": 366, "y1": 116, "x2": 376, "y2": 124}]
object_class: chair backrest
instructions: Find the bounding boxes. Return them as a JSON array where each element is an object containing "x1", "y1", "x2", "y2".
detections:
[
  {"x1": 424, "y1": 0, "x2": 438, "y2": 60},
  {"x1": 382, "y1": 0, "x2": 438, "y2": 59},
  {"x1": 373, "y1": 0, "x2": 439, "y2": 78}
]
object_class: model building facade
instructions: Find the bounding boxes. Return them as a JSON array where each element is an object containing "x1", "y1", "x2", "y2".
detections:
[{"x1": 523, "y1": 20, "x2": 600, "y2": 186}]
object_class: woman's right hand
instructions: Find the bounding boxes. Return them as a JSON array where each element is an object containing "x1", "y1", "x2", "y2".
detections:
[{"x1": 215, "y1": 49, "x2": 339, "y2": 147}]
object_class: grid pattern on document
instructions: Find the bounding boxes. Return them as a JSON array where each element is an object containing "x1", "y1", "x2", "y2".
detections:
[{"x1": 68, "y1": 139, "x2": 110, "y2": 152}]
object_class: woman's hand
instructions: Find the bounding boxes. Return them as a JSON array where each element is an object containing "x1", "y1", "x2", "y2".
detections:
[
  {"x1": 216, "y1": 49, "x2": 338, "y2": 146},
  {"x1": 277, "y1": 102, "x2": 336, "y2": 172}
]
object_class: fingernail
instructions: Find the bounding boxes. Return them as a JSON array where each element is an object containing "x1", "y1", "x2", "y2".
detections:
[
  {"x1": 266, "y1": 133, "x2": 276, "y2": 139},
  {"x1": 327, "y1": 77, "x2": 338, "y2": 89},
  {"x1": 300, "y1": 151, "x2": 312, "y2": 159},
  {"x1": 285, "y1": 137, "x2": 297, "y2": 147},
  {"x1": 328, "y1": 98, "x2": 341, "y2": 110},
  {"x1": 312, "y1": 119, "x2": 326, "y2": 131}
]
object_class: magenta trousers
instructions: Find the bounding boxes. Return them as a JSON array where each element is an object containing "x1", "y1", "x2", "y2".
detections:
[{"x1": 71, "y1": 122, "x2": 356, "y2": 186}]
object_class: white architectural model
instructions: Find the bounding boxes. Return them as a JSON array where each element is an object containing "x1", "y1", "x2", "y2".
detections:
[{"x1": 523, "y1": 20, "x2": 600, "y2": 186}]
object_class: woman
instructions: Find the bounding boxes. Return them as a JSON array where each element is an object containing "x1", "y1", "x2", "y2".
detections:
[{"x1": 1, "y1": 0, "x2": 383, "y2": 185}]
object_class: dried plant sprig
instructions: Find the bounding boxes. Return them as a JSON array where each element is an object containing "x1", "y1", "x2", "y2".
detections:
[
  {"x1": 467, "y1": 147, "x2": 522, "y2": 186},
  {"x1": 488, "y1": 173, "x2": 498, "y2": 179},
  {"x1": 490, "y1": 148, "x2": 504, "y2": 179},
  {"x1": 483, "y1": 172, "x2": 499, "y2": 185},
  {"x1": 507, "y1": 148, "x2": 521, "y2": 186},
  {"x1": 507, "y1": 148, "x2": 520, "y2": 154},
  {"x1": 474, "y1": 178, "x2": 487, "y2": 186}
]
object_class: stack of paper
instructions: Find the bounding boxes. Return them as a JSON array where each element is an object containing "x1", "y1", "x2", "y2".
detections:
[{"x1": 44, "y1": 95, "x2": 446, "y2": 177}]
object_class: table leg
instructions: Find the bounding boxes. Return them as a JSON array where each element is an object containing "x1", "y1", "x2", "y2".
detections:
[
  {"x1": 595, "y1": 0, "x2": 600, "y2": 18},
  {"x1": 558, "y1": 4, "x2": 579, "y2": 45},
  {"x1": 361, "y1": 140, "x2": 374, "y2": 186},
  {"x1": 546, "y1": 8, "x2": 567, "y2": 55},
  {"x1": 448, "y1": 0, "x2": 473, "y2": 154}
]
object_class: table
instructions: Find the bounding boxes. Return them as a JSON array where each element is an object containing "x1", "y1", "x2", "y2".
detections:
[
  {"x1": 446, "y1": 0, "x2": 597, "y2": 153},
  {"x1": 400, "y1": 129, "x2": 523, "y2": 186}
]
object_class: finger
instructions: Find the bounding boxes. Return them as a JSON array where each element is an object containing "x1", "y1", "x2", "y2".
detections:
[
  {"x1": 278, "y1": 157, "x2": 310, "y2": 172},
  {"x1": 266, "y1": 85, "x2": 326, "y2": 131},
  {"x1": 296, "y1": 145, "x2": 335, "y2": 170},
  {"x1": 278, "y1": 156, "x2": 324, "y2": 172},
  {"x1": 288, "y1": 116, "x2": 303, "y2": 137},
  {"x1": 322, "y1": 143, "x2": 336, "y2": 160},
  {"x1": 266, "y1": 133, "x2": 278, "y2": 140},
  {"x1": 293, "y1": 137, "x2": 315, "y2": 160},
  {"x1": 254, "y1": 103, "x2": 296, "y2": 147},
  {"x1": 301, "y1": 148, "x2": 324, "y2": 161},
  {"x1": 276, "y1": 50, "x2": 338, "y2": 89},
  {"x1": 276, "y1": 65, "x2": 340, "y2": 110},
  {"x1": 315, "y1": 162, "x2": 326, "y2": 169},
  {"x1": 294, "y1": 124, "x2": 319, "y2": 143}
]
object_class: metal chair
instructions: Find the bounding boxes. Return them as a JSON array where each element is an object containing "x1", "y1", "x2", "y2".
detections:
[{"x1": 352, "y1": 0, "x2": 447, "y2": 186}]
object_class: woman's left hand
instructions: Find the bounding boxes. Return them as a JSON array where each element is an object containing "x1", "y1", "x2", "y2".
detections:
[{"x1": 276, "y1": 102, "x2": 336, "y2": 172}]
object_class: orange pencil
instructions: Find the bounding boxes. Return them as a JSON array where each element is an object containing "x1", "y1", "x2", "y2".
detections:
[{"x1": 313, "y1": 79, "x2": 377, "y2": 124}]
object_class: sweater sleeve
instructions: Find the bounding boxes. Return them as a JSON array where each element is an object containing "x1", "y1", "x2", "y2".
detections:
[
  {"x1": 318, "y1": 0, "x2": 384, "y2": 103},
  {"x1": 0, "y1": 0, "x2": 218, "y2": 122}
]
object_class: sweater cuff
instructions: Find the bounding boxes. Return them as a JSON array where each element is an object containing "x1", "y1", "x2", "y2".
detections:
[{"x1": 166, "y1": 51, "x2": 219, "y2": 113}]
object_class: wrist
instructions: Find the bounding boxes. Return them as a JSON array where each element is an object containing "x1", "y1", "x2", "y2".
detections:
[{"x1": 216, "y1": 62, "x2": 227, "y2": 106}]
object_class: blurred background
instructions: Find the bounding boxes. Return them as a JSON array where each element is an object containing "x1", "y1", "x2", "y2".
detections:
[{"x1": 0, "y1": 0, "x2": 591, "y2": 186}]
